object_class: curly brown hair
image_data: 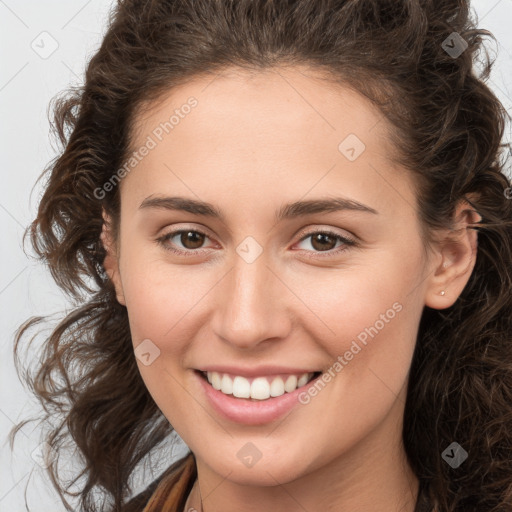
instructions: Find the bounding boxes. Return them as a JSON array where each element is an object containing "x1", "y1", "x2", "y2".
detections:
[{"x1": 10, "y1": 0, "x2": 512, "y2": 511}]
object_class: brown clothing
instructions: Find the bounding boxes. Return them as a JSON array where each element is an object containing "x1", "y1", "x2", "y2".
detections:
[
  {"x1": 123, "y1": 453, "x2": 196, "y2": 512},
  {"x1": 123, "y1": 452, "x2": 434, "y2": 512}
]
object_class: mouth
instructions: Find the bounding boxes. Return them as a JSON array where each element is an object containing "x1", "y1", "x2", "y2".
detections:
[{"x1": 195, "y1": 369, "x2": 322, "y2": 401}]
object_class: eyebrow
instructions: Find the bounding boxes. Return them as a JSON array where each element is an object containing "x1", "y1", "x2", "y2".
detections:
[{"x1": 138, "y1": 195, "x2": 378, "y2": 222}]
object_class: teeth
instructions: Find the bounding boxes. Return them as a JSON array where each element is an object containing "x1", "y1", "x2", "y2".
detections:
[
  {"x1": 270, "y1": 376, "x2": 285, "y2": 396},
  {"x1": 283, "y1": 375, "x2": 298, "y2": 393},
  {"x1": 297, "y1": 374, "x2": 310, "y2": 387},
  {"x1": 220, "y1": 374, "x2": 233, "y2": 394},
  {"x1": 251, "y1": 377, "x2": 270, "y2": 400},
  {"x1": 232, "y1": 376, "x2": 251, "y2": 398},
  {"x1": 211, "y1": 372, "x2": 222, "y2": 390},
  {"x1": 205, "y1": 371, "x2": 316, "y2": 400}
]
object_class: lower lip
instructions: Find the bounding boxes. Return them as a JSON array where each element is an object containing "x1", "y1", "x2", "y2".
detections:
[{"x1": 195, "y1": 370, "x2": 321, "y2": 425}]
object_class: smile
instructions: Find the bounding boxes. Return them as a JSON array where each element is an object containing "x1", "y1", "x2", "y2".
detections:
[{"x1": 199, "y1": 370, "x2": 321, "y2": 401}]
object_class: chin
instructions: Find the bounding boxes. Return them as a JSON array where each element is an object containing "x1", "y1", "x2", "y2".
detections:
[{"x1": 199, "y1": 447, "x2": 311, "y2": 486}]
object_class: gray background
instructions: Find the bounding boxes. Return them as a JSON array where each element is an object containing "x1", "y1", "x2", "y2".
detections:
[{"x1": 1, "y1": 0, "x2": 511, "y2": 510}]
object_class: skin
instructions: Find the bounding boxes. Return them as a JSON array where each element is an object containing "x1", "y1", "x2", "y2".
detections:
[{"x1": 101, "y1": 65, "x2": 479, "y2": 512}]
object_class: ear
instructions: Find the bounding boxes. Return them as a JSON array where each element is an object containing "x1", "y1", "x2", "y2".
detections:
[
  {"x1": 424, "y1": 195, "x2": 481, "y2": 310},
  {"x1": 100, "y1": 209, "x2": 126, "y2": 306}
]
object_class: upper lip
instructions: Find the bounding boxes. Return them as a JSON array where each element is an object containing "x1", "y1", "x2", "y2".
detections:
[{"x1": 196, "y1": 365, "x2": 321, "y2": 378}]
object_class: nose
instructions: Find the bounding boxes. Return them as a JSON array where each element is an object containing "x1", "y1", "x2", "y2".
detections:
[{"x1": 211, "y1": 247, "x2": 292, "y2": 350}]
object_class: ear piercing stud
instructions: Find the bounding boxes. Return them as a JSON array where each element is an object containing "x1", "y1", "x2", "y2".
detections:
[{"x1": 440, "y1": 290, "x2": 446, "y2": 296}]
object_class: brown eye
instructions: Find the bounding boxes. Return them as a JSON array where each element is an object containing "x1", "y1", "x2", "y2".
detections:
[
  {"x1": 309, "y1": 232, "x2": 338, "y2": 251},
  {"x1": 294, "y1": 229, "x2": 357, "y2": 259},
  {"x1": 156, "y1": 228, "x2": 213, "y2": 255},
  {"x1": 178, "y1": 230, "x2": 206, "y2": 249}
]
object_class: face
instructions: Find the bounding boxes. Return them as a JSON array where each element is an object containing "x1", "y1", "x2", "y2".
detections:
[{"x1": 104, "y1": 66, "x2": 440, "y2": 486}]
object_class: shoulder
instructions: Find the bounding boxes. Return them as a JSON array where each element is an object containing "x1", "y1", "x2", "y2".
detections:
[{"x1": 122, "y1": 452, "x2": 197, "y2": 512}]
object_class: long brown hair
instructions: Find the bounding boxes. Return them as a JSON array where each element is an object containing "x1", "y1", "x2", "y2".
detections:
[{"x1": 10, "y1": 1, "x2": 512, "y2": 510}]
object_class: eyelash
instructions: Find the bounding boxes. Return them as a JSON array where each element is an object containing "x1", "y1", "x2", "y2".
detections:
[{"x1": 155, "y1": 227, "x2": 357, "y2": 259}]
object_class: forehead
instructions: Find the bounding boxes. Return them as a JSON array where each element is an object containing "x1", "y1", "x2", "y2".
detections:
[
  {"x1": 132, "y1": 66, "x2": 389, "y2": 150},
  {"x1": 122, "y1": 66, "x2": 416, "y2": 219}
]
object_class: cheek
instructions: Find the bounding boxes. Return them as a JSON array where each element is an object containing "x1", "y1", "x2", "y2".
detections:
[
  {"x1": 291, "y1": 253, "x2": 419, "y2": 344},
  {"x1": 119, "y1": 251, "x2": 217, "y2": 349},
  {"x1": 290, "y1": 251, "x2": 424, "y2": 407},
  {"x1": 119, "y1": 257, "x2": 205, "y2": 417}
]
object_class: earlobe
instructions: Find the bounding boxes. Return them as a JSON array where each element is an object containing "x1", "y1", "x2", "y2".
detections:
[
  {"x1": 100, "y1": 210, "x2": 126, "y2": 306},
  {"x1": 424, "y1": 199, "x2": 480, "y2": 310}
]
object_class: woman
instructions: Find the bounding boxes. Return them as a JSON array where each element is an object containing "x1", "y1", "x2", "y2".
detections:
[{"x1": 10, "y1": 0, "x2": 512, "y2": 511}]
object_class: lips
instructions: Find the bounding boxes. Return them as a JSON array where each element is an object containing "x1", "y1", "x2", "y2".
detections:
[{"x1": 195, "y1": 369, "x2": 324, "y2": 425}]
